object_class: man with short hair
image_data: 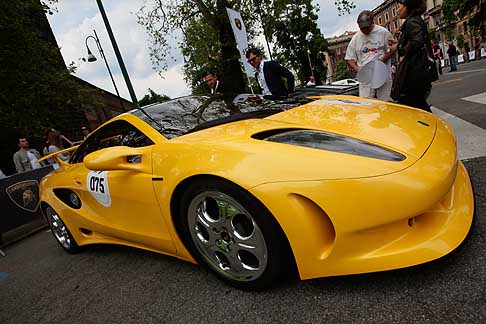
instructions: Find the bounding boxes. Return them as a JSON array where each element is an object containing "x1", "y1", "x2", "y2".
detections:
[
  {"x1": 13, "y1": 137, "x2": 44, "y2": 173},
  {"x1": 245, "y1": 47, "x2": 295, "y2": 99},
  {"x1": 81, "y1": 126, "x2": 90, "y2": 140},
  {"x1": 204, "y1": 71, "x2": 223, "y2": 95},
  {"x1": 345, "y1": 10, "x2": 396, "y2": 100}
]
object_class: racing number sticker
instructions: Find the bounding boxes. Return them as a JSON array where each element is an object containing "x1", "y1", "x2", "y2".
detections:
[{"x1": 87, "y1": 171, "x2": 111, "y2": 207}]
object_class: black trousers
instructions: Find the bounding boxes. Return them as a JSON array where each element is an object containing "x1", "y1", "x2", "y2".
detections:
[{"x1": 398, "y1": 93, "x2": 431, "y2": 113}]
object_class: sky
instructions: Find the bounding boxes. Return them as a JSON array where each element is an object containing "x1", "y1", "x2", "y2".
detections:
[{"x1": 47, "y1": 0, "x2": 383, "y2": 101}]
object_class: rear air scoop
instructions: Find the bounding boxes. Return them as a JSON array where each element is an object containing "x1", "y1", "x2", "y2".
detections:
[{"x1": 266, "y1": 97, "x2": 438, "y2": 161}]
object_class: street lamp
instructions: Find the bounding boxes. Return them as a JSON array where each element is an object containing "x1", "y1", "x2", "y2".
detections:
[
  {"x1": 305, "y1": 32, "x2": 315, "y2": 80},
  {"x1": 85, "y1": 29, "x2": 125, "y2": 111}
]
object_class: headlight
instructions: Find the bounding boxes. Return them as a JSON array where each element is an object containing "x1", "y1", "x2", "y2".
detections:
[{"x1": 260, "y1": 129, "x2": 405, "y2": 162}]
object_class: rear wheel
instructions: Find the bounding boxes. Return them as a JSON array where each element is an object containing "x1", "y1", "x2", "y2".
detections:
[
  {"x1": 179, "y1": 179, "x2": 292, "y2": 289},
  {"x1": 45, "y1": 206, "x2": 79, "y2": 253}
]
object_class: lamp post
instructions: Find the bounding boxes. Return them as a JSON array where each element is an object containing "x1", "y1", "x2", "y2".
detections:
[
  {"x1": 96, "y1": 0, "x2": 139, "y2": 108},
  {"x1": 85, "y1": 29, "x2": 125, "y2": 111},
  {"x1": 306, "y1": 32, "x2": 315, "y2": 80}
]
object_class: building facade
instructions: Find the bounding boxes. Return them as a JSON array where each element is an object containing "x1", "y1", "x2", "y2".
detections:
[{"x1": 372, "y1": 0, "x2": 402, "y2": 36}]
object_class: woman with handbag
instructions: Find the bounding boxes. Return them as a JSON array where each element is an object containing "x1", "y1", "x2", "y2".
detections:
[{"x1": 390, "y1": 0, "x2": 436, "y2": 112}]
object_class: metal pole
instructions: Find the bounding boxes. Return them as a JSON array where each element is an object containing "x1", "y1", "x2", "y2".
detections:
[
  {"x1": 96, "y1": 0, "x2": 139, "y2": 108},
  {"x1": 306, "y1": 47, "x2": 314, "y2": 79},
  {"x1": 254, "y1": 1, "x2": 272, "y2": 60},
  {"x1": 90, "y1": 30, "x2": 125, "y2": 111}
]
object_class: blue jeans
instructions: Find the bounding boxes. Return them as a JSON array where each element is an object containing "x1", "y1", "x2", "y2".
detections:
[{"x1": 449, "y1": 55, "x2": 457, "y2": 71}]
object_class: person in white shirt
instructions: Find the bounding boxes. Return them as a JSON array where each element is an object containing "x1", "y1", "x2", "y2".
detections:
[
  {"x1": 345, "y1": 10, "x2": 397, "y2": 100},
  {"x1": 12, "y1": 138, "x2": 44, "y2": 173}
]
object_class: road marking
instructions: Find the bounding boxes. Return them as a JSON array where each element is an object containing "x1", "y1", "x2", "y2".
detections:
[
  {"x1": 462, "y1": 92, "x2": 486, "y2": 104},
  {"x1": 432, "y1": 106, "x2": 486, "y2": 160},
  {"x1": 434, "y1": 78, "x2": 462, "y2": 85}
]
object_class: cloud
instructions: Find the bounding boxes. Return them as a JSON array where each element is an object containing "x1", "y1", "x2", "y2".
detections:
[
  {"x1": 47, "y1": 0, "x2": 188, "y2": 100},
  {"x1": 314, "y1": 0, "x2": 384, "y2": 37}
]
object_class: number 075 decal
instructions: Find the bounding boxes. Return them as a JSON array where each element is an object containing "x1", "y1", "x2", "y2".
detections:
[{"x1": 87, "y1": 171, "x2": 111, "y2": 207}]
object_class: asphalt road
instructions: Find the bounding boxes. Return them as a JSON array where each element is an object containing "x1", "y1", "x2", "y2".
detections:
[
  {"x1": 1, "y1": 60, "x2": 486, "y2": 324},
  {"x1": 429, "y1": 59, "x2": 486, "y2": 129}
]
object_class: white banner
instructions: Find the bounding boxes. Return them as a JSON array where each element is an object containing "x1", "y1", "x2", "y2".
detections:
[
  {"x1": 226, "y1": 8, "x2": 253, "y2": 77},
  {"x1": 457, "y1": 54, "x2": 464, "y2": 63},
  {"x1": 469, "y1": 51, "x2": 476, "y2": 60},
  {"x1": 481, "y1": 48, "x2": 486, "y2": 58}
]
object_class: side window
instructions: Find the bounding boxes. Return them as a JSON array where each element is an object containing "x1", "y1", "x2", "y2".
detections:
[{"x1": 70, "y1": 120, "x2": 154, "y2": 164}]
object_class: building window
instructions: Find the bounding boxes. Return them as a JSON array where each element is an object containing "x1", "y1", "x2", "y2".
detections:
[
  {"x1": 378, "y1": 17, "x2": 382, "y2": 25},
  {"x1": 434, "y1": 16, "x2": 441, "y2": 26},
  {"x1": 385, "y1": 13, "x2": 389, "y2": 22},
  {"x1": 392, "y1": 7, "x2": 397, "y2": 16},
  {"x1": 394, "y1": 20, "x2": 399, "y2": 30}
]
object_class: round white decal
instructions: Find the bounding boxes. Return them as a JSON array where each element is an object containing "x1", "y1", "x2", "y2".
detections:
[{"x1": 87, "y1": 171, "x2": 111, "y2": 207}]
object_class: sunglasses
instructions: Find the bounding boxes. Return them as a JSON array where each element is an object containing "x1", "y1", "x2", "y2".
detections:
[{"x1": 81, "y1": 128, "x2": 88, "y2": 131}]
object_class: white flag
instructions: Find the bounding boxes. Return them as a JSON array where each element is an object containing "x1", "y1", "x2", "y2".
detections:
[{"x1": 226, "y1": 8, "x2": 253, "y2": 77}]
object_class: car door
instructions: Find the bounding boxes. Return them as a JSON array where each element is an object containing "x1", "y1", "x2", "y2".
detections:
[{"x1": 69, "y1": 119, "x2": 175, "y2": 253}]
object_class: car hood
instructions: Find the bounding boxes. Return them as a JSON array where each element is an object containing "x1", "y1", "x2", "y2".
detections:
[
  {"x1": 267, "y1": 97, "x2": 437, "y2": 160},
  {"x1": 171, "y1": 96, "x2": 444, "y2": 182}
]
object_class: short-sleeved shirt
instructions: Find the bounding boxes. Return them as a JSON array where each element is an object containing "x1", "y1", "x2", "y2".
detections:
[{"x1": 345, "y1": 25, "x2": 393, "y2": 68}]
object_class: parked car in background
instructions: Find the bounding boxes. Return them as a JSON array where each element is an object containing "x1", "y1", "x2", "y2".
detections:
[{"x1": 331, "y1": 78, "x2": 359, "y2": 86}]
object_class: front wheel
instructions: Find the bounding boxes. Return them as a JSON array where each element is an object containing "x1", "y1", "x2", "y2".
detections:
[
  {"x1": 179, "y1": 179, "x2": 293, "y2": 289},
  {"x1": 45, "y1": 205, "x2": 79, "y2": 253}
]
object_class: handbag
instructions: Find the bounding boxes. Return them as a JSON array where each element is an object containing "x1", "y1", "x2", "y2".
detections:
[{"x1": 422, "y1": 22, "x2": 439, "y2": 83}]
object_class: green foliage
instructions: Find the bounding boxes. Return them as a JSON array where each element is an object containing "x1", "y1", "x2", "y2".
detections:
[
  {"x1": 334, "y1": 0, "x2": 356, "y2": 16},
  {"x1": 445, "y1": 27, "x2": 454, "y2": 41},
  {"x1": 0, "y1": 0, "x2": 96, "y2": 173},
  {"x1": 256, "y1": 0, "x2": 329, "y2": 85},
  {"x1": 139, "y1": 88, "x2": 171, "y2": 106},
  {"x1": 442, "y1": 0, "x2": 486, "y2": 32},
  {"x1": 138, "y1": 0, "x2": 251, "y2": 95},
  {"x1": 428, "y1": 29, "x2": 438, "y2": 43},
  {"x1": 334, "y1": 60, "x2": 352, "y2": 81},
  {"x1": 138, "y1": 0, "x2": 335, "y2": 90}
]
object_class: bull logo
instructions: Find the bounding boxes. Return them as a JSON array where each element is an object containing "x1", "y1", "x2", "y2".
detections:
[{"x1": 6, "y1": 180, "x2": 40, "y2": 212}]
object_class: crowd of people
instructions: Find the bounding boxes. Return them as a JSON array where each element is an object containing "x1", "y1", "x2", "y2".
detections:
[
  {"x1": 10, "y1": 126, "x2": 90, "y2": 175},
  {"x1": 202, "y1": 0, "x2": 483, "y2": 114}
]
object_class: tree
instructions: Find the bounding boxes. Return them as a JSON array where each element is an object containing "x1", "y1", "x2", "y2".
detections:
[
  {"x1": 139, "y1": 88, "x2": 171, "y2": 106},
  {"x1": 138, "y1": 0, "x2": 250, "y2": 95},
  {"x1": 333, "y1": 60, "x2": 353, "y2": 81},
  {"x1": 442, "y1": 0, "x2": 486, "y2": 38},
  {"x1": 257, "y1": 0, "x2": 328, "y2": 85},
  {"x1": 0, "y1": 0, "x2": 96, "y2": 173},
  {"x1": 138, "y1": 0, "x2": 344, "y2": 91}
]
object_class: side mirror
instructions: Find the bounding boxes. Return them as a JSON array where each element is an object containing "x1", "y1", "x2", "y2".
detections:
[{"x1": 84, "y1": 146, "x2": 146, "y2": 172}]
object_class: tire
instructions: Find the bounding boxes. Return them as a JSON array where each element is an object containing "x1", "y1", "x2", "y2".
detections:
[
  {"x1": 179, "y1": 178, "x2": 292, "y2": 289},
  {"x1": 45, "y1": 205, "x2": 79, "y2": 253}
]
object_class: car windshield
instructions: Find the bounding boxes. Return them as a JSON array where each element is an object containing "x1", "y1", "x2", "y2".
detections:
[{"x1": 130, "y1": 94, "x2": 309, "y2": 139}]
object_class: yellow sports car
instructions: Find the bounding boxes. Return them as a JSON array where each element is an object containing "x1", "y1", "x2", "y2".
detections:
[{"x1": 39, "y1": 95, "x2": 474, "y2": 289}]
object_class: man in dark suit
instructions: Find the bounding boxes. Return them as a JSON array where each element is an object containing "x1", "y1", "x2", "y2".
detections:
[
  {"x1": 204, "y1": 71, "x2": 223, "y2": 95},
  {"x1": 203, "y1": 70, "x2": 238, "y2": 112},
  {"x1": 245, "y1": 47, "x2": 295, "y2": 99}
]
